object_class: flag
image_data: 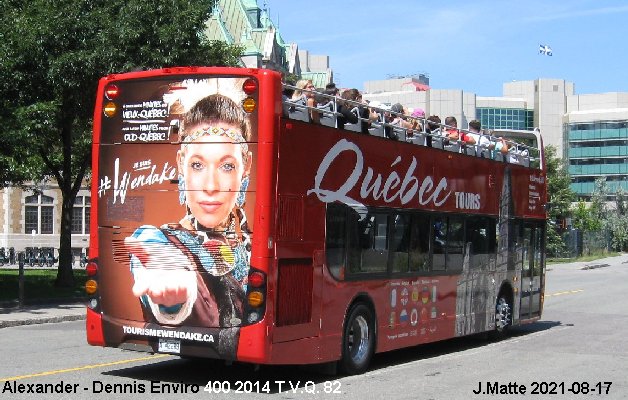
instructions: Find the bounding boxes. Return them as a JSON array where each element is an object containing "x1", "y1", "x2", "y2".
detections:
[{"x1": 539, "y1": 44, "x2": 553, "y2": 56}]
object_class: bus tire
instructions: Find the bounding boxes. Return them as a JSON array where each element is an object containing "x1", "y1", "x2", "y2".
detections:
[
  {"x1": 339, "y1": 303, "x2": 375, "y2": 375},
  {"x1": 491, "y1": 292, "x2": 512, "y2": 340}
]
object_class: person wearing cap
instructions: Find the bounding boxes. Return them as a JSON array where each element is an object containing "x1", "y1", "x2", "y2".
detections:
[
  {"x1": 410, "y1": 108, "x2": 425, "y2": 133},
  {"x1": 384, "y1": 103, "x2": 412, "y2": 140}
]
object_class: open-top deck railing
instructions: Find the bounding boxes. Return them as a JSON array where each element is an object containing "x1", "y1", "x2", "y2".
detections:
[{"x1": 283, "y1": 84, "x2": 543, "y2": 170}]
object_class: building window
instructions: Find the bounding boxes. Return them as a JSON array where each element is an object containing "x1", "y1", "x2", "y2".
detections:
[
  {"x1": 476, "y1": 108, "x2": 534, "y2": 131},
  {"x1": 72, "y1": 196, "x2": 91, "y2": 234},
  {"x1": 24, "y1": 194, "x2": 54, "y2": 234}
]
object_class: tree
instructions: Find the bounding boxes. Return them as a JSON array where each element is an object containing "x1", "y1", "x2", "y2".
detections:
[
  {"x1": 0, "y1": 0, "x2": 242, "y2": 286},
  {"x1": 589, "y1": 177, "x2": 609, "y2": 225},
  {"x1": 544, "y1": 145, "x2": 575, "y2": 257},
  {"x1": 609, "y1": 187, "x2": 628, "y2": 251},
  {"x1": 571, "y1": 201, "x2": 600, "y2": 232}
]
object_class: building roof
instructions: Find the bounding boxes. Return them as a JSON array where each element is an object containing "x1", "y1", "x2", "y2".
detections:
[
  {"x1": 205, "y1": 0, "x2": 330, "y2": 79},
  {"x1": 206, "y1": 0, "x2": 293, "y2": 72},
  {"x1": 401, "y1": 81, "x2": 430, "y2": 91},
  {"x1": 301, "y1": 71, "x2": 331, "y2": 89}
]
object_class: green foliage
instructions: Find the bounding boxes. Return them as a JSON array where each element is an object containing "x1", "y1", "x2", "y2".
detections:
[
  {"x1": 589, "y1": 177, "x2": 609, "y2": 227},
  {"x1": 0, "y1": 269, "x2": 87, "y2": 302},
  {"x1": 545, "y1": 222, "x2": 566, "y2": 258},
  {"x1": 543, "y1": 145, "x2": 575, "y2": 257},
  {"x1": 571, "y1": 201, "x2": 601, "y2": 232},
  {"x1": 544, "y1": 145, "x2": 574, "y2": 223},
  {"x1": 609, "y1": 187, "x2": 628, "y2": 251},
  {"x1": 0, "y1": 0, "x2": 242, "y2": 285}
]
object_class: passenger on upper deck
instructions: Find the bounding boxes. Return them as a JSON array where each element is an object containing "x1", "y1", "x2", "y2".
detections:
[
  {"x1": 384, "y1": 103, "x2": 413, "y2": 140},
  {"x1": 492, "y1": 134, "x2": 510, "y2": 158},
  {"x1": 407, "y1": 108, "x2": 425, "y2": 141},
  {"x1": 326, "y1": 82, "x2": 340, "y2": 97},
  {"x1": 292, "y1": 79, "x2": 320, "y2": 124},
  {"x1": 466, "y1": 120, "x2": 481, "y2": 144},
  {"x1": 425, "y1": 115, "x2": 442, "y2": 147},
  {"x1": 411, "y1": 108, "x2": 425, "y2": 130},
  {"x1": 444, "y1": 116, "x2": 460, "y2": 141},
  {"x1": 337, "y1": 88, "x2": 376, "y2": 134},
  {"x1": 467, "y1": 119, "x2": 491, "y2": 156}
]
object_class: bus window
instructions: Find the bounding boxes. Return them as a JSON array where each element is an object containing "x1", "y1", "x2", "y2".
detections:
[
  {"x1": 391, "y1": 213, "x2": 410, "y2": 273},
  {"x1": 432, "y1": 217, "x2": 447, "y2": 271},
  {"x1": 347, "y1": 211, "x2": 388, "y2": 275},
  {"x1": 325, "y1": 203, "x2": 347, "y2": 280},
  {"x1": 465, "y1": 216, "x2": 496, "y2": 269},
  {"x1": 409, "y1": 213, "x2": 431, "y2": 273},
  {"x1": 447, "y1": 216, "x2": 464, "y2": 272},
  {"x1": 432, "y1": 215, "x2": 464, "y2": 272}
]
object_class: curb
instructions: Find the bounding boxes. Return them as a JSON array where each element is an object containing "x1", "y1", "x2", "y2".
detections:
[
  {"x1": 0, "y1": 313, "x2": 86, "y2": 329},
  {"x1": 0, "y1": 297, "x2": 87, "y2": 309}
]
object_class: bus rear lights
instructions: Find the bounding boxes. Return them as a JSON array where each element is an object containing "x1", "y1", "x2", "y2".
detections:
[
  {"x1": 247, "y1": 311, "x2": 260, "y2": 324},
  {"x1": 86, "y1": 262, "x2": 98, "y2": 276},
  {"x1": 242, "y1": 78, "x2": 257, "y2": 95},
  {"x1": 104, "y1": 84, "x2": 120, "y2": 100},
  {"x1": 242, "y1": 97, "x2": 256, "y2": 113},
  {"x1": 88, "y1": 298, "x2": 98, "y2": 309},
  {"x1": 85, "y1": 279, "x2": 98, "y2": 295},
  {"x1": 103, "y1": 102, "x2": 117, "y2": 117},
  {"x1": 247, "y1": 291, "x2": 264, "y2": 308},
  {"x1": 248, "y1": 271, "x2": 265, "y2": 288}
]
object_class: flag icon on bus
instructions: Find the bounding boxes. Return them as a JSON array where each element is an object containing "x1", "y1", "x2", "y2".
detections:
[{"x1": 539, "y1": 44, "x2": 553, "y2": 56}]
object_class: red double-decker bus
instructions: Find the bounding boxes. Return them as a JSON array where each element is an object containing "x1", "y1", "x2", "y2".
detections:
[{"x1": 86, "y1": 67, "x2": 547, "y2": 374}]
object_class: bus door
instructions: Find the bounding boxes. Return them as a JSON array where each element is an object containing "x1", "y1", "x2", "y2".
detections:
[{"x1": 520, "y1": 223, "x2": 544, "y2": 319}]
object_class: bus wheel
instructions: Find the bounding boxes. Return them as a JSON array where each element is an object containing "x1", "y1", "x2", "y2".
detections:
[
  {"x1": 493, "y1": 295, "x2": 512, "y2": 338},
  {"x1": 339, "y1": 303, "x2": 375, "y2": 375}
]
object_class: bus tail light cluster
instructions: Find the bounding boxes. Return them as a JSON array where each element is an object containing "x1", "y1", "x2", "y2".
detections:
[
  {"x1": 103, "y1": 84, "x2": 120, "y2": 117},
  {"x1": 244, "y1": 268, "x2": 266, "y2": 324},
  {"x1": 85, "y1": 260, "x2": 100, "y2": 311},
  {"x1": 241, "y1": 78, "x2": 257, "y2": 113}
]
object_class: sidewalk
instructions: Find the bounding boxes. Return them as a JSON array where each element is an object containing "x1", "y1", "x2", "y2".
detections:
[{"x1": 0, "y1": 301, "x2": 86, "y2": 329}]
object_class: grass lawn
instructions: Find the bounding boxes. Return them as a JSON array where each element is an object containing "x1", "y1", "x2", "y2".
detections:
[{"x1": 0, "y1": 268, "x2": 87, "y2": 303}]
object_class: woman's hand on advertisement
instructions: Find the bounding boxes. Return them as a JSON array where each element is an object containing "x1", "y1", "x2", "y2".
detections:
[{"x1": 125, "y1": 236, "x2": 197, "y2": 307}]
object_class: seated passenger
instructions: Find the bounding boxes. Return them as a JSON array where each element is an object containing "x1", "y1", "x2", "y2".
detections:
[
  {"x1": 444, "y1": 116, "x2": 460, "y2": 141},
  {"x1": 493, "y1": 136, "x2": 509, "y2": 157},
  {"x1": 467, "y1": 120, "x2": 491, "y2": 156},
  {"x1": 337, "y1": 88, "x2": 374, "y2": 134},
  {"x1": 384, "y1": 103, "x2": 412, "y2": 140},
  {"x1": 508, "y1": 144, "x2": 530, "y2": 163},
  {"x1": 425, "y1": 115, "x2": 442, "y2": 147},
  {"x1": 410, "y1": 108, "x2": 425, "y2": 132},
  {"x1": 291, "y1": 79, "x2": 320, "y2": 124}
]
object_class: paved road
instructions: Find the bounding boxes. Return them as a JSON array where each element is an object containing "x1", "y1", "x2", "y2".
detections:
[{"x1": 0, "y1": 255, "x2": 626, "y2": 399}]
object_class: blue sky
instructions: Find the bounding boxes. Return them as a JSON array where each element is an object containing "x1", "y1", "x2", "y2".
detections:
[{"x1": 265, "y1": 0, "x2": 628, "y2": 96}]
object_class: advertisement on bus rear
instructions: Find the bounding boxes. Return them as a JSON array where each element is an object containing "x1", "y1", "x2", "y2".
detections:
[{"x1": 96, "y1": 76, "x2": 258, "y2": 359}]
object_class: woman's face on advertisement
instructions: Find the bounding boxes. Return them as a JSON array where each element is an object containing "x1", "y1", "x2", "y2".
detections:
[{"x1": 178, "y1": 122, "x2": 249, "y2": 228}]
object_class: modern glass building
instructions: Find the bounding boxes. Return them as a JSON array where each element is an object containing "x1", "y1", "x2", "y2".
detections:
[
  {"x1": 565, "y1": 119, "x2": 628, "y2": 199},
  {"x1": 564, "y1": 92, "x2": 628, "y2": 199},
  {"x1": 476, "y1": 107, "x2": 534, "y2": 130}
]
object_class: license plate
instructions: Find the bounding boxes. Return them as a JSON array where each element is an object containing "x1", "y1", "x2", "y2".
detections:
[{"x1": 158, "y1": 338, "x2": 181, "y2": 354}]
